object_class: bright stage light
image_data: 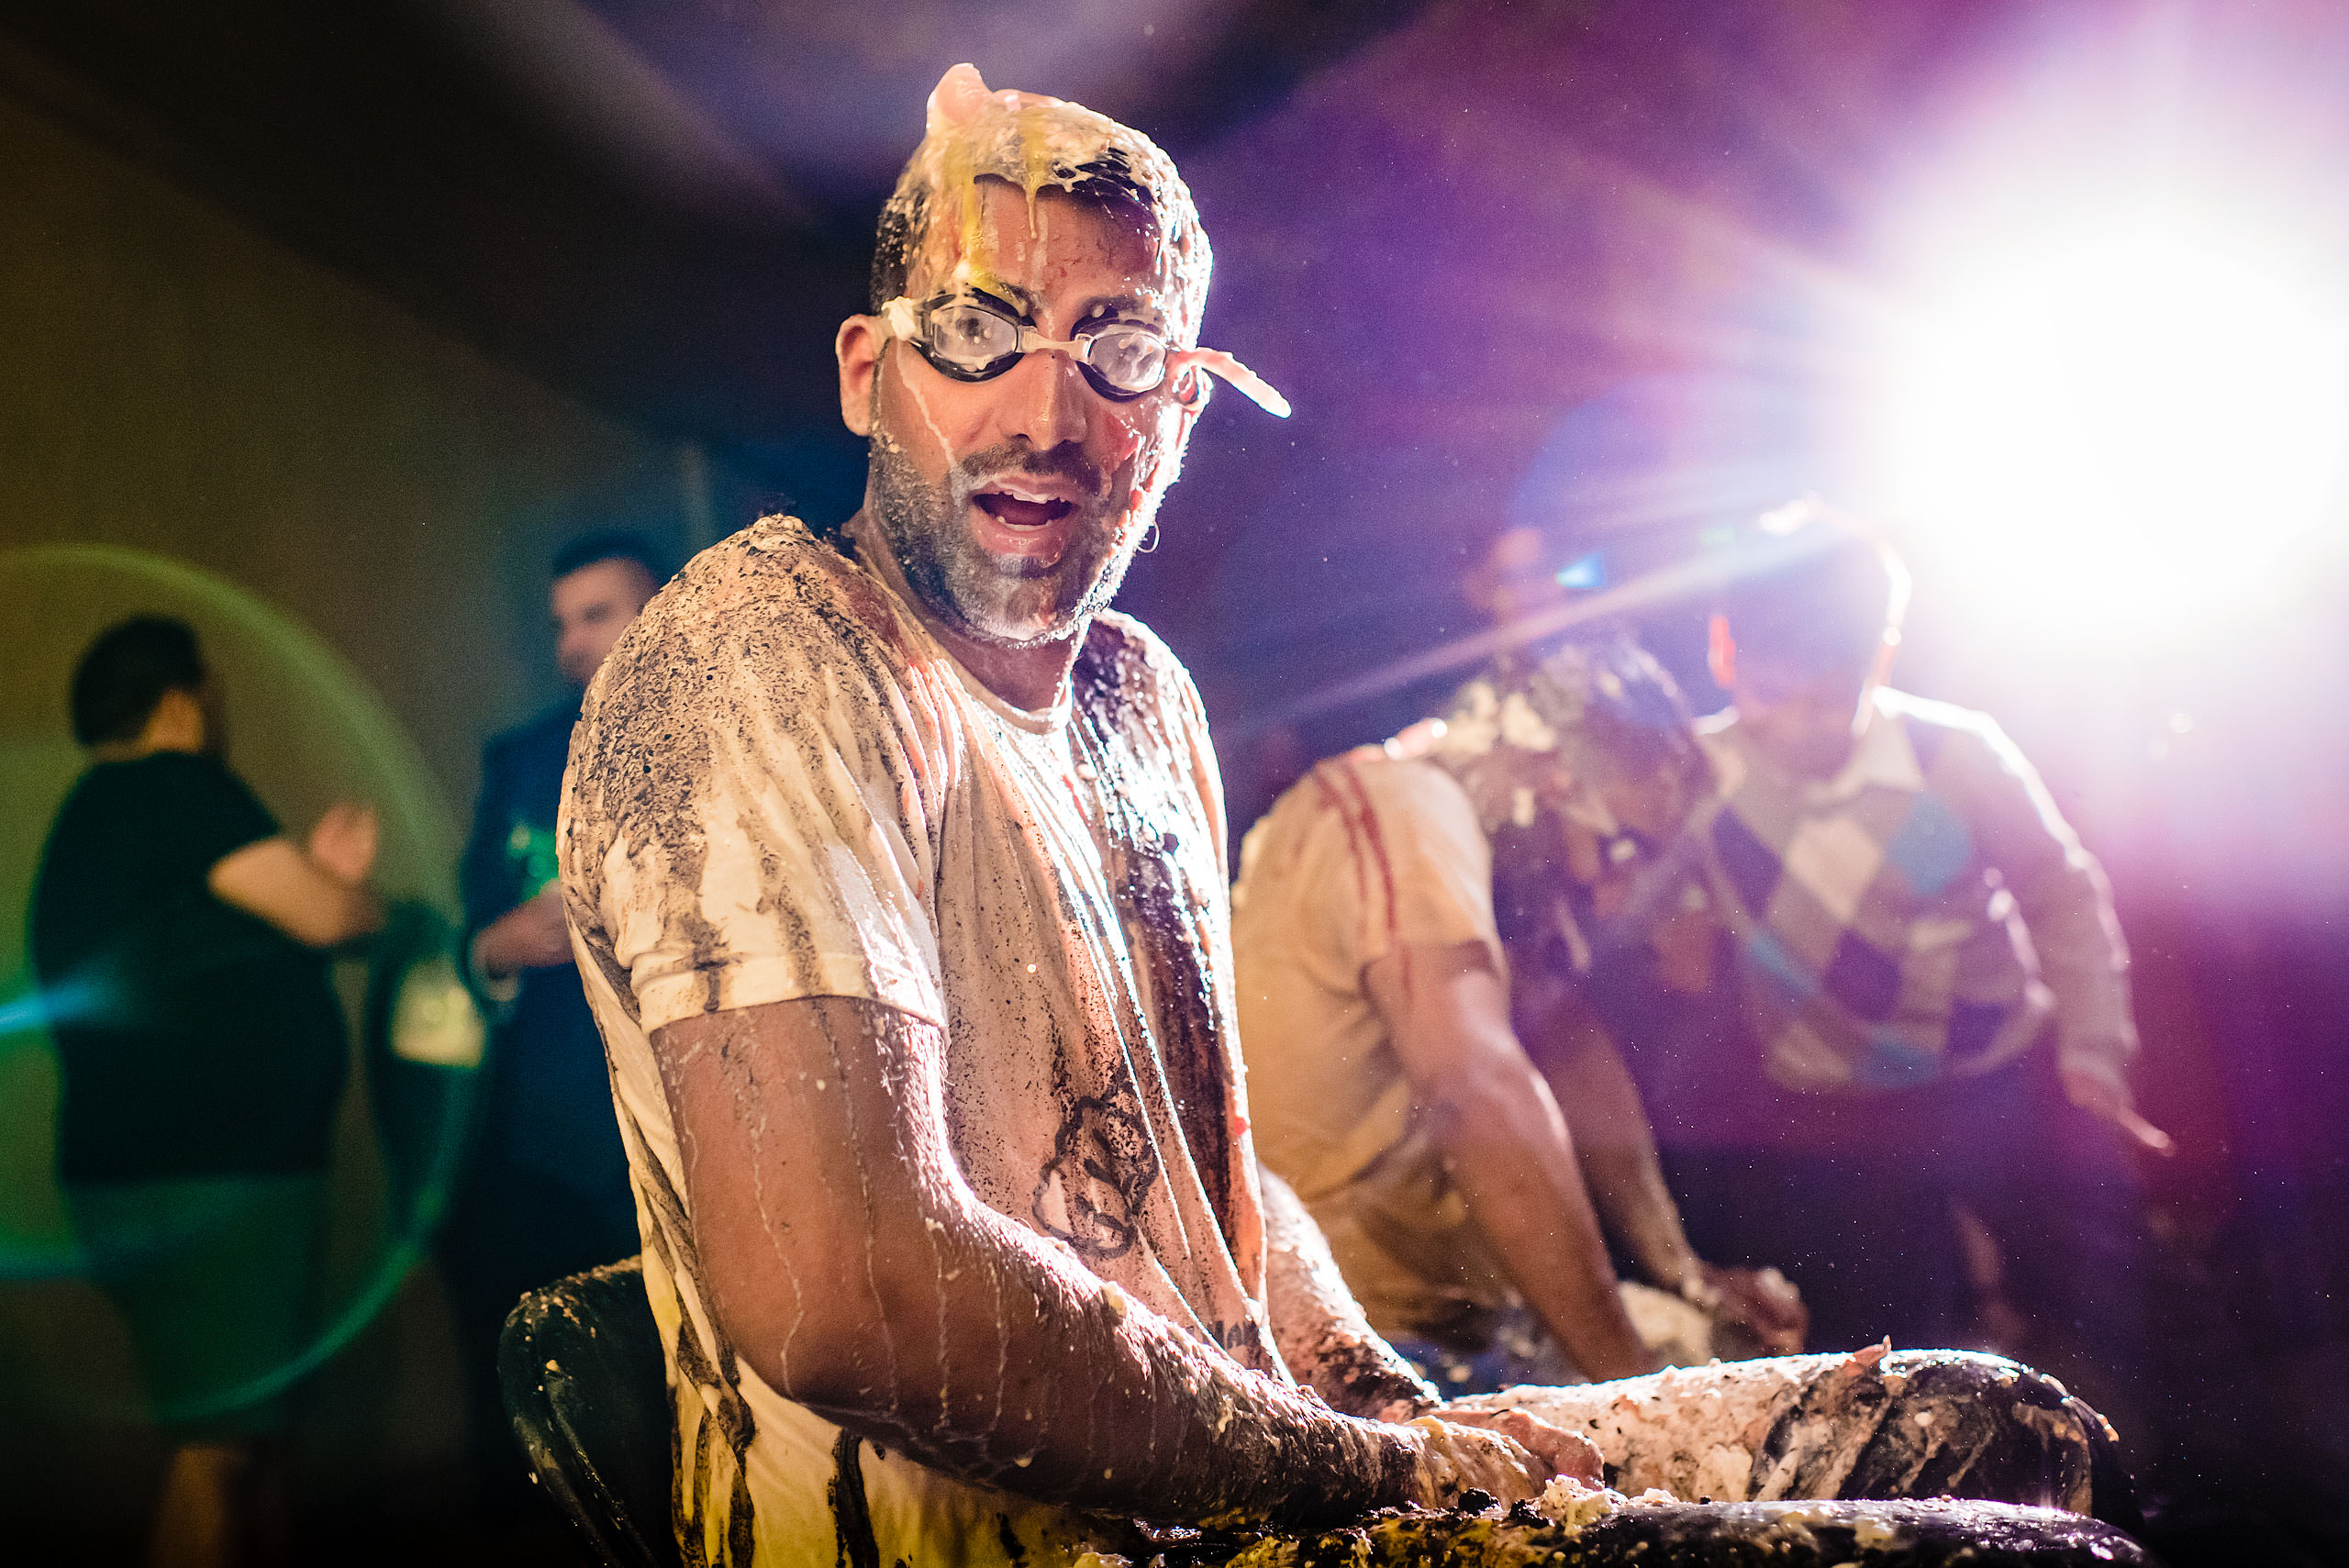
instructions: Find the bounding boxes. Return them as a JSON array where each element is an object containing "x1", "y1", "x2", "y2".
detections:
[{"x1": 1880, "y1": 217, "x2": 2349, "y2": 639}]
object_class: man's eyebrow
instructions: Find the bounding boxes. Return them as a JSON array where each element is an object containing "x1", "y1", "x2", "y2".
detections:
[
  {"x1": 1082, "y1": 294, "x2": 1155, "y2": 321},
  {"x1": 973, "y1": 279, "x2": 1039, "y2": 315},
  {"x1": 961, "y1": 282, "x2": 1159, "y2": 324}
]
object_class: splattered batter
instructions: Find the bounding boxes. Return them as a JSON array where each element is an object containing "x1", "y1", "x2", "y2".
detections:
[{"x1": 562, "y1": 517, "x2": 1281, "y2": 1560}]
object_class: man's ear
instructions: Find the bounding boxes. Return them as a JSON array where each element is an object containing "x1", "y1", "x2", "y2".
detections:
[
  {"x1": 837, "y1": 315, "x2": 884, "y2": 437},
  {"x1": 1707, "y1": 614, "x2": 1737, "y2": 691}
]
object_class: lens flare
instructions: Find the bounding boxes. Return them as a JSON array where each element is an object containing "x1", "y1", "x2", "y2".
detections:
[{"x1": 1880, "y1": 217, "x2": 2349, "y2": 638}]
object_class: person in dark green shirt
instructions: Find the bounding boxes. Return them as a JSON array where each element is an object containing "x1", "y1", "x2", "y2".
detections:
[{"x1": 30, "y1": 615, "x2": 381, "y2": 1568}]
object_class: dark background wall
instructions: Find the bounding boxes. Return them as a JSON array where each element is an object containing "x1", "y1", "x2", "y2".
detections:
[
  {"x1": 0, "y1": 70, "x2": 757, "y2": 1551},
  {"x1": 0, "y1": 83, "x2": 765, "y2": 807}
]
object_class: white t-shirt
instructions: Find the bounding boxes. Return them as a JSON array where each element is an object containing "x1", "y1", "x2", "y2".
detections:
[
  {"x1": 1231, "y1": 749, "x2": 1517, "y2": 1341},
  {"x1": 559, "y1": 516, "x2": 1272, "y2": 1566}
]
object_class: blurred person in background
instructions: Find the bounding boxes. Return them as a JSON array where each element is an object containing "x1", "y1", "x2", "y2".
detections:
[
  {"x1": 1233, "y1": 642, "x2": 1806, "y2": 1394},
  {"x1": 30, "y1": 615, "x2": 381, "y2": 1568},
  {"x1": 1462, "y1": 524, "x2": 1595, "y2": 673},
  {"x1": 441, "y1": 531, "x2": 666, "y2": 1522},
  {"x1": 1670, "y1": 509, "x2": 2156, "y2": 1426}
]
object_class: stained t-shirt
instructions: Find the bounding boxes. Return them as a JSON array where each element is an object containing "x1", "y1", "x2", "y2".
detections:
[
  {"x1": 30, "y1": 751, "x2": 349, "y2": 1183},
  {"x1": 1230, "y1": 748, "x2": 1519, "y2": 1345},
  {"x1": 559, "y1": 517, "x2": 1273, "y2": 1567}
]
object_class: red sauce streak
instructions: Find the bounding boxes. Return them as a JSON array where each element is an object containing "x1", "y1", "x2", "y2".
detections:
[{"x1": 1311, "y1": 753, "x2": 1412, "y2": 1002}]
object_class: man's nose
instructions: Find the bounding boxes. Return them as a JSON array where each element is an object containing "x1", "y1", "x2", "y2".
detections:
[{"x1": 996, "y1": 344, "x2": 1091, "y2": 451}]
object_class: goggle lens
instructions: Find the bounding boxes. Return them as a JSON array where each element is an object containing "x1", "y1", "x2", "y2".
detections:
[
  {"x1": 880, "y1": 293, "x2": 1288, "y2": 417},
  {"x1": 1085, "y1": 324, "x2": 1168, "y2": 395},
  {"x1": 925, "y1": 301, "x2": 1023, "y2": 373},
  {"x1": 909, "y1": 295, "x2": 1169, "y2": 398}
]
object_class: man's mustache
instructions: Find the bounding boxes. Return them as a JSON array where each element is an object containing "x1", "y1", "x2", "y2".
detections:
[{"x1": 952, "y1": 442, "x2": 1108, "y2": 503}]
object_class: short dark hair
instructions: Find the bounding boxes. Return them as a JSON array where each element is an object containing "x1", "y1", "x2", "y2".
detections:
[
  {"x1": 1718, "y1": 528, "x2": 1909, "y2": 676},
  {"x1": 72, "y1": 616, "x2": 206, "y2": 747},
  {"x1": 1576, "y1": 639, "x2": 1701, "y2": 782},
  {"x1": 551, "y1": 530, "x2": 670, "y2": 587}
]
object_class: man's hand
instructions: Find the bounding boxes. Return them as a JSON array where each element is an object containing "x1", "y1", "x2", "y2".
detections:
[
  {"x1": 1437, "y1": 1407, "x2": 1603, "y2": 1485},
  {"x1": 473, "y1": 884, "x2": 575, "y2": 977},
  {"x1": 1405, "y1": 1409, "x2": 1599, "y2": 1507},
  {"x1": 307, "y1": 801, "x2": 379, "y2": 884},
  {"x1": 2061, "y1": 1063, "x2": 2175, "y2": 1157},
  {"x1": 1698, "y1": 1264, "x2": 1808, "y2": 1355},
  {"x1": 1404, "y1": 1418, "x2": 1542, "y2": 1507}
]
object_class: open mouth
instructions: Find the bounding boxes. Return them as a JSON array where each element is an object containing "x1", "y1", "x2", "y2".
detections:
[
  {"x1": 971, "y1": 480, "x2": 1079, "y2": 529},
  {"x1": 973, "y1": 493, "x2": 1075, "y2": 528}
]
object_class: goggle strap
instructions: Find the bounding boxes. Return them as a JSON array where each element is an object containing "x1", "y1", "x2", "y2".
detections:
[
  {"x1": 1172, "y1": 348, "x2": 1292, "y2": 418},
  {"x1": 876, "y1": 297, "x2": 1292, "y2": 417}
]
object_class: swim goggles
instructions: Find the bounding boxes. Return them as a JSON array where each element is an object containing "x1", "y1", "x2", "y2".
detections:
[{"x1": 880, "y1": 293, "x2": 1291, "y2": 417}]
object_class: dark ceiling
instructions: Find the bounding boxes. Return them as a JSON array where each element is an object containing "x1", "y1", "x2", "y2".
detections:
[
  {"x1": 16, "y1": 0, "x2": 2349, "y2": 852},
  {"x1": 0, "y1": 0, "x2": 1426, "y2": 501},
  {"x1": 0, "y1": 0, "x2": 2074, "y2": 755}
]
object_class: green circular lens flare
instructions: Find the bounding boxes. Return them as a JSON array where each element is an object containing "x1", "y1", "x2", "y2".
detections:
[{"x1": 0, "y1": 543, "x2": 479, "y2": 1428}]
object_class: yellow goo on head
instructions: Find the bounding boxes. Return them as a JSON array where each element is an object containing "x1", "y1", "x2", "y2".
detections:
[{"x1": 875, "y1": 64, "x2": 1213, "y2": 347}]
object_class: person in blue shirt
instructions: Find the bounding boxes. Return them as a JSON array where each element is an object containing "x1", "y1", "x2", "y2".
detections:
[{"x1": 440, "y1": 530, "x2": 668, "y2": 1521}]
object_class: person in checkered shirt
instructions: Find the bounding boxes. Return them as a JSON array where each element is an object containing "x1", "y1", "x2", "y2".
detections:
[{"x1": 1670, "y1": 511, "x2": 2156, "y2": 1441}]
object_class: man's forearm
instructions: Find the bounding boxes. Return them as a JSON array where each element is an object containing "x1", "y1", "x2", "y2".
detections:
[
  {"x1": 1368, "y1": 948, "x2": 1659, "y2": 1382},
  {"x1": 795, "y1": 1191, "x2": 1419, "y2": 1526},
  {"x1": 471, "y1": 915, "x2": 531, "y2": 981},
  {"x1": 1260, "y1": 1164, "x2": 1438, "y2": 1419},
  {"x1": 1531, "y1": 1014, "x2": 1701, "y2": 1292},
  {"x1": 1431, "y1": 1078, "x2": 1659, "y2": 1382},
  {"x1": 662, "y1": 997, "x2": 1419, "y2": 1529},
  {"x1": 472, "y1": 888, "x2": 576, "y2": 979},
  {"x1": 1574, "y1": 1142, "x2": 1700, "y2": 1292},
  {"x1": 1960, "y1": 731, "x2": 2138, "y2": 1078}
]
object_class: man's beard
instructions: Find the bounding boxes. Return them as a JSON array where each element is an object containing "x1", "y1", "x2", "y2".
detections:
[{"x1": 869, "y1": 436, "x2": 1141, "y2": 649}]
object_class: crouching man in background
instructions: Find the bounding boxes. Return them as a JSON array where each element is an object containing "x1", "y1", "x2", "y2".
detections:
[{"x1": 1233, "y1": 643, "x2": 1808, "y2": 1394}]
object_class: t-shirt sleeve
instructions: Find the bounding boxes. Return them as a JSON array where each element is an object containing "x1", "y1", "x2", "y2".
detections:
[
  {"x1": 561, "y1": 572, "x2": 948, "y2": 1039},
  {"x1": 168, "y1": 756, "x2": 282, "y2": 883},
  {"x1": 1299, "y1": 757, "x2": 1503, "y2": 983}
]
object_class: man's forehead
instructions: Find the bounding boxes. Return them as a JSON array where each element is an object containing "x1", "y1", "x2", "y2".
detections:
[
  {"x1": 555, "y1": 557, "x2": 652, "y2": 604},
  {"x1": 907, "y1": 183, "x2": 1175, "y2": 316}
]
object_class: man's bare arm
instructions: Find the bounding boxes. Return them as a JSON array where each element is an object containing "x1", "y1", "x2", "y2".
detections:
[
  {"x1": 1366, "y1": 942, "x2": 1659, "y2": 1382},
  {"x1": 1513, "y1": 972, "x2": 1806, "y2": 1353},
  {"x1": 1261, "y1": 1165, "x2": 1438, "y2": 1420},
  {"x1": 209, "y1": 803, "x2": 381, "y2": 949},
  {"x1": 1517, "y1": 974, "x2": 1701, "y2": 1293},
  {"x1": 655, "y1": 995, "x2": 1556, "y2": 1525}
]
